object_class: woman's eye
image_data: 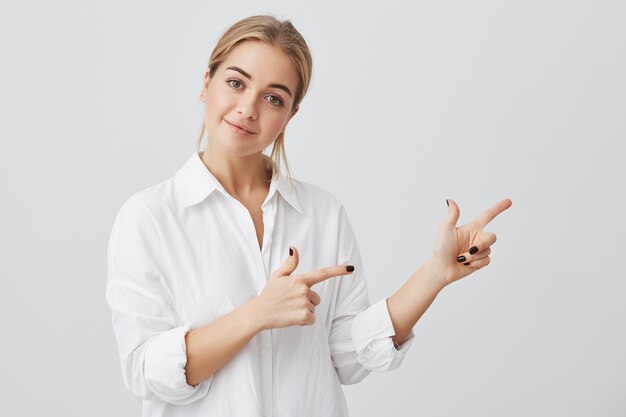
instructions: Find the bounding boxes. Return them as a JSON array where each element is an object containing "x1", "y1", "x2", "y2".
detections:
[
  {"x1": 227, "y1": 78, "x2": 284, "y2": 107},
  {"x1": 267, "y1": 95, "x2": 284, "y2": 107},
  {"x1": 227, "y1": 79, "x2": 242, "y2": 89}
]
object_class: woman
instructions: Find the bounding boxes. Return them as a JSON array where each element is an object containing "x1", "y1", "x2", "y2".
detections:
[{"x1": 105, "y1": 14, "x2": 512, "y2": 417}]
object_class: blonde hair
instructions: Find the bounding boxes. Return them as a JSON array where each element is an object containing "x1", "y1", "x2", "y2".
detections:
[{"x1": 197, "y1": 14, "x2": 313, "y2": 187}]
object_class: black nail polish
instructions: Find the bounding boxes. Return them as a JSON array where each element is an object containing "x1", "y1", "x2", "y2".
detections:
[
  {"x1": 464, "y1": 262, "x2": 470, "y2": 266},
  {"x1": 289, "y1": 247, "x2": 293, "y2": 256},
  {"x1": 469, "y1": 246, "x2": 478, "y2": 255},
  {"x1": 446, "y1": 199, "x2": 449, "y2": 207},
  {"x1": 457, "y1": 255, "x2": 466, "y2": 262},
  {"x1": 346, "y1": 265, "x2": 355, "y2": 272}
]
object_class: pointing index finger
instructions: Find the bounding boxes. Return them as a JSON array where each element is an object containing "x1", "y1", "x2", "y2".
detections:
[
  {"x1": 474, "y1": 198, "x2": 512, "y2": 228},
  {"x1": 297, "y1": 264, "x2": 355, "y2": 287}
]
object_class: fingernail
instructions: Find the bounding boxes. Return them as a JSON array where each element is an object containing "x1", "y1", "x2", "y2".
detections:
[
  {"x1": 446, "y1": 199, "x2": 449, "y2": 207},
  {"x1": 289, "y1": 247, "x2": 293, "y2": 256},
  {"x1": 457, "y1": 255, "x2": 466, "y2": 262},
  {"x1": 469, "y1": 246, "x2": 478, "y2": 255},
  {"x1": 464, "y1": 262, "x2": 470, "y2": 266},
  {"x1": 346, "y1": 265, "x2": 355, "y2": 272}
]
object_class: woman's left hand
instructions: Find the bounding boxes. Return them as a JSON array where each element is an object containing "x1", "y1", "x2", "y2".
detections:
[{"x1": 429, "y1": 198, "x2": 513, "y2": 287}]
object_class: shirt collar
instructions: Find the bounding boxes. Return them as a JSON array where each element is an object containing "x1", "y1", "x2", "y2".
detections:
[{"x1": 174, "y1": 151, "x2": 303, "y2": 214}]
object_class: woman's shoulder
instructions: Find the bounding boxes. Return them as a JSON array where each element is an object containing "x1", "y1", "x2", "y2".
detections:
[
  {"x1": 113, "y1": 177, "x2": 177, "y2": 223},
  {"x1": 291, "y1": 178, "x2": 345, "y2": 214}
]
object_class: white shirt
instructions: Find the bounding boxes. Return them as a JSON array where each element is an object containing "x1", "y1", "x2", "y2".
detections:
[{"x1": 105, "y1": 151, "x2": 415, "y2": 417}]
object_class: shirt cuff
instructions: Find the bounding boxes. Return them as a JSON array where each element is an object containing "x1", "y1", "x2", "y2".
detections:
[
  {"x1": 143, "y1": 324, "x2": 212, "y2": 405},
  {"x1": 349, "y1": 298, "x2": 416, "y2": 372}
]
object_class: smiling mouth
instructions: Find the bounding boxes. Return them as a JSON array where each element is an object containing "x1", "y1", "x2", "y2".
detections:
[{"x1": 225, "y1": 119, "x2": 256, "y2": 135}]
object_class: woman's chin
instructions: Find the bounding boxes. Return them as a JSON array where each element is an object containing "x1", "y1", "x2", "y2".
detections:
[{"x1": 213, "y1": 137, "x2": 262, "y2": 157}]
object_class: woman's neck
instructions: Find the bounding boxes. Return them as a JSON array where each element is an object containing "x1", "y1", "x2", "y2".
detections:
[{"x1": 200, "y1": 149, "x2": 271, "y2": 200}]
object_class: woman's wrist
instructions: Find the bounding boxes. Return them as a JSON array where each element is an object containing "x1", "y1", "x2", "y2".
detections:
[
  {"x1": 242, "y1": 298, "x2": 269, "y2": 333},
  {"x1": 423, "y1": 257, "x2": 451, "y2": 291}
]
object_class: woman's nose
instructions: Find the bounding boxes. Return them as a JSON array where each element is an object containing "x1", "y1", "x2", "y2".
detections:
[{"x1": 236, "y1": 97, "x2": 258, "y2": 120}]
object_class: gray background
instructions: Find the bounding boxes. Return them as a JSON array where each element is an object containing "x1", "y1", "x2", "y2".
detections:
[{"x1": 1, "y1": 0, "x2": 624, "y2": 415}]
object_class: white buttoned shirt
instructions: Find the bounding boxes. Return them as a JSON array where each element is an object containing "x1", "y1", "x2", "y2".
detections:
[{"x1": 105, "y1": 151, "x2": 415, "y2": 417}]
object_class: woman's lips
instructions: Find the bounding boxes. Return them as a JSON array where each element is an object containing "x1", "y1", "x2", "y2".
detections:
[{"x1": 225, "y1": 119, "x2": 256, "y2": 135}]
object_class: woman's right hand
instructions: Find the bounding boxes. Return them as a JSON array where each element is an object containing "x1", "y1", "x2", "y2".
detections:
[{"x1": 252, "y1": 246, "x2": 355, "y2": 330}]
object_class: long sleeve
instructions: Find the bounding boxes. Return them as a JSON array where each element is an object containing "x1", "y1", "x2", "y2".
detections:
[
  {"x1": 328, "y1": 204, "x2": 416, "y2": 385},
  {"x1": 105, "y1": 196, "x2": 212, "y2": 405}
]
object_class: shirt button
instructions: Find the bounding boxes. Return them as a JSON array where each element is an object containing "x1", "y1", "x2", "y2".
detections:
[
  {"x1": 262, "y1": 406, "x2": 270, "y2": 416},
  {"x1": 260, "y1": 346, "x2": 269, "y2": 357}
]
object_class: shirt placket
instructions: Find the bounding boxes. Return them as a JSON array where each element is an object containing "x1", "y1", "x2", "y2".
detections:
[
  {"x1": 258, "y1": 195, "x2": 277, "y2": 417},
  {"x1": 233, "y1": 192, "x2": 277, "y2": 417}
]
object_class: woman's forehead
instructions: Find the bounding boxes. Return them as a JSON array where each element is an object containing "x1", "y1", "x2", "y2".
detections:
[{"x1": 221, "y1": 41, "x2": 298, "y2": 86}]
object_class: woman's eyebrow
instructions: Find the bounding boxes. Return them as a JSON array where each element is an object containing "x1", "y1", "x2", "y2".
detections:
[{"x1": 226, "y1": 66, "x2": 293, "y2": 97}]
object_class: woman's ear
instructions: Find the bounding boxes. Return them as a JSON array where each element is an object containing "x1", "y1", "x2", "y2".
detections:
[
  {"x1": 281, "y1": 105, "x2": 299, "y2": 133},
  {"x1": 287, "y1": 105, "x2": 299, "y2": 120},
  {"x1": 199, "y1": 71, "x2": 210, "y2": 102}
]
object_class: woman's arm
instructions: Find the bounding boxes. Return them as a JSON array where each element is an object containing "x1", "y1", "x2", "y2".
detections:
[
  {"x1": 184, "y1": 300, "x2": 265, "y2": 386},
  {"x1": 386, "y1": 259, "x2": 446, "y2": 347},
  {"x1": 387, "y1": 198, "x2": 512, "y2": 346}
]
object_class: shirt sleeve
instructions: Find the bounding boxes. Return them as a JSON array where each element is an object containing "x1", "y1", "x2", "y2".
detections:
[
  {"x1": 105, "y1": 196, "x2": 212, "y2": 405},
  {"x1": 328, "y1": 204, "x2": 416, "y2": 385}
]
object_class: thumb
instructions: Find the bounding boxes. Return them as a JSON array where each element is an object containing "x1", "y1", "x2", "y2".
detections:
[
  {"x1": 442, "y1": 198, "x2": 460, "y2": 230},
  {"x1": 271, "y1": 245, "x2": 300, "y2": 278}
]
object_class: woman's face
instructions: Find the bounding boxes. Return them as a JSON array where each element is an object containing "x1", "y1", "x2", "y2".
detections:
[{"x1": 199, "y1": 40, "x2": 300, "y2": 158}]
